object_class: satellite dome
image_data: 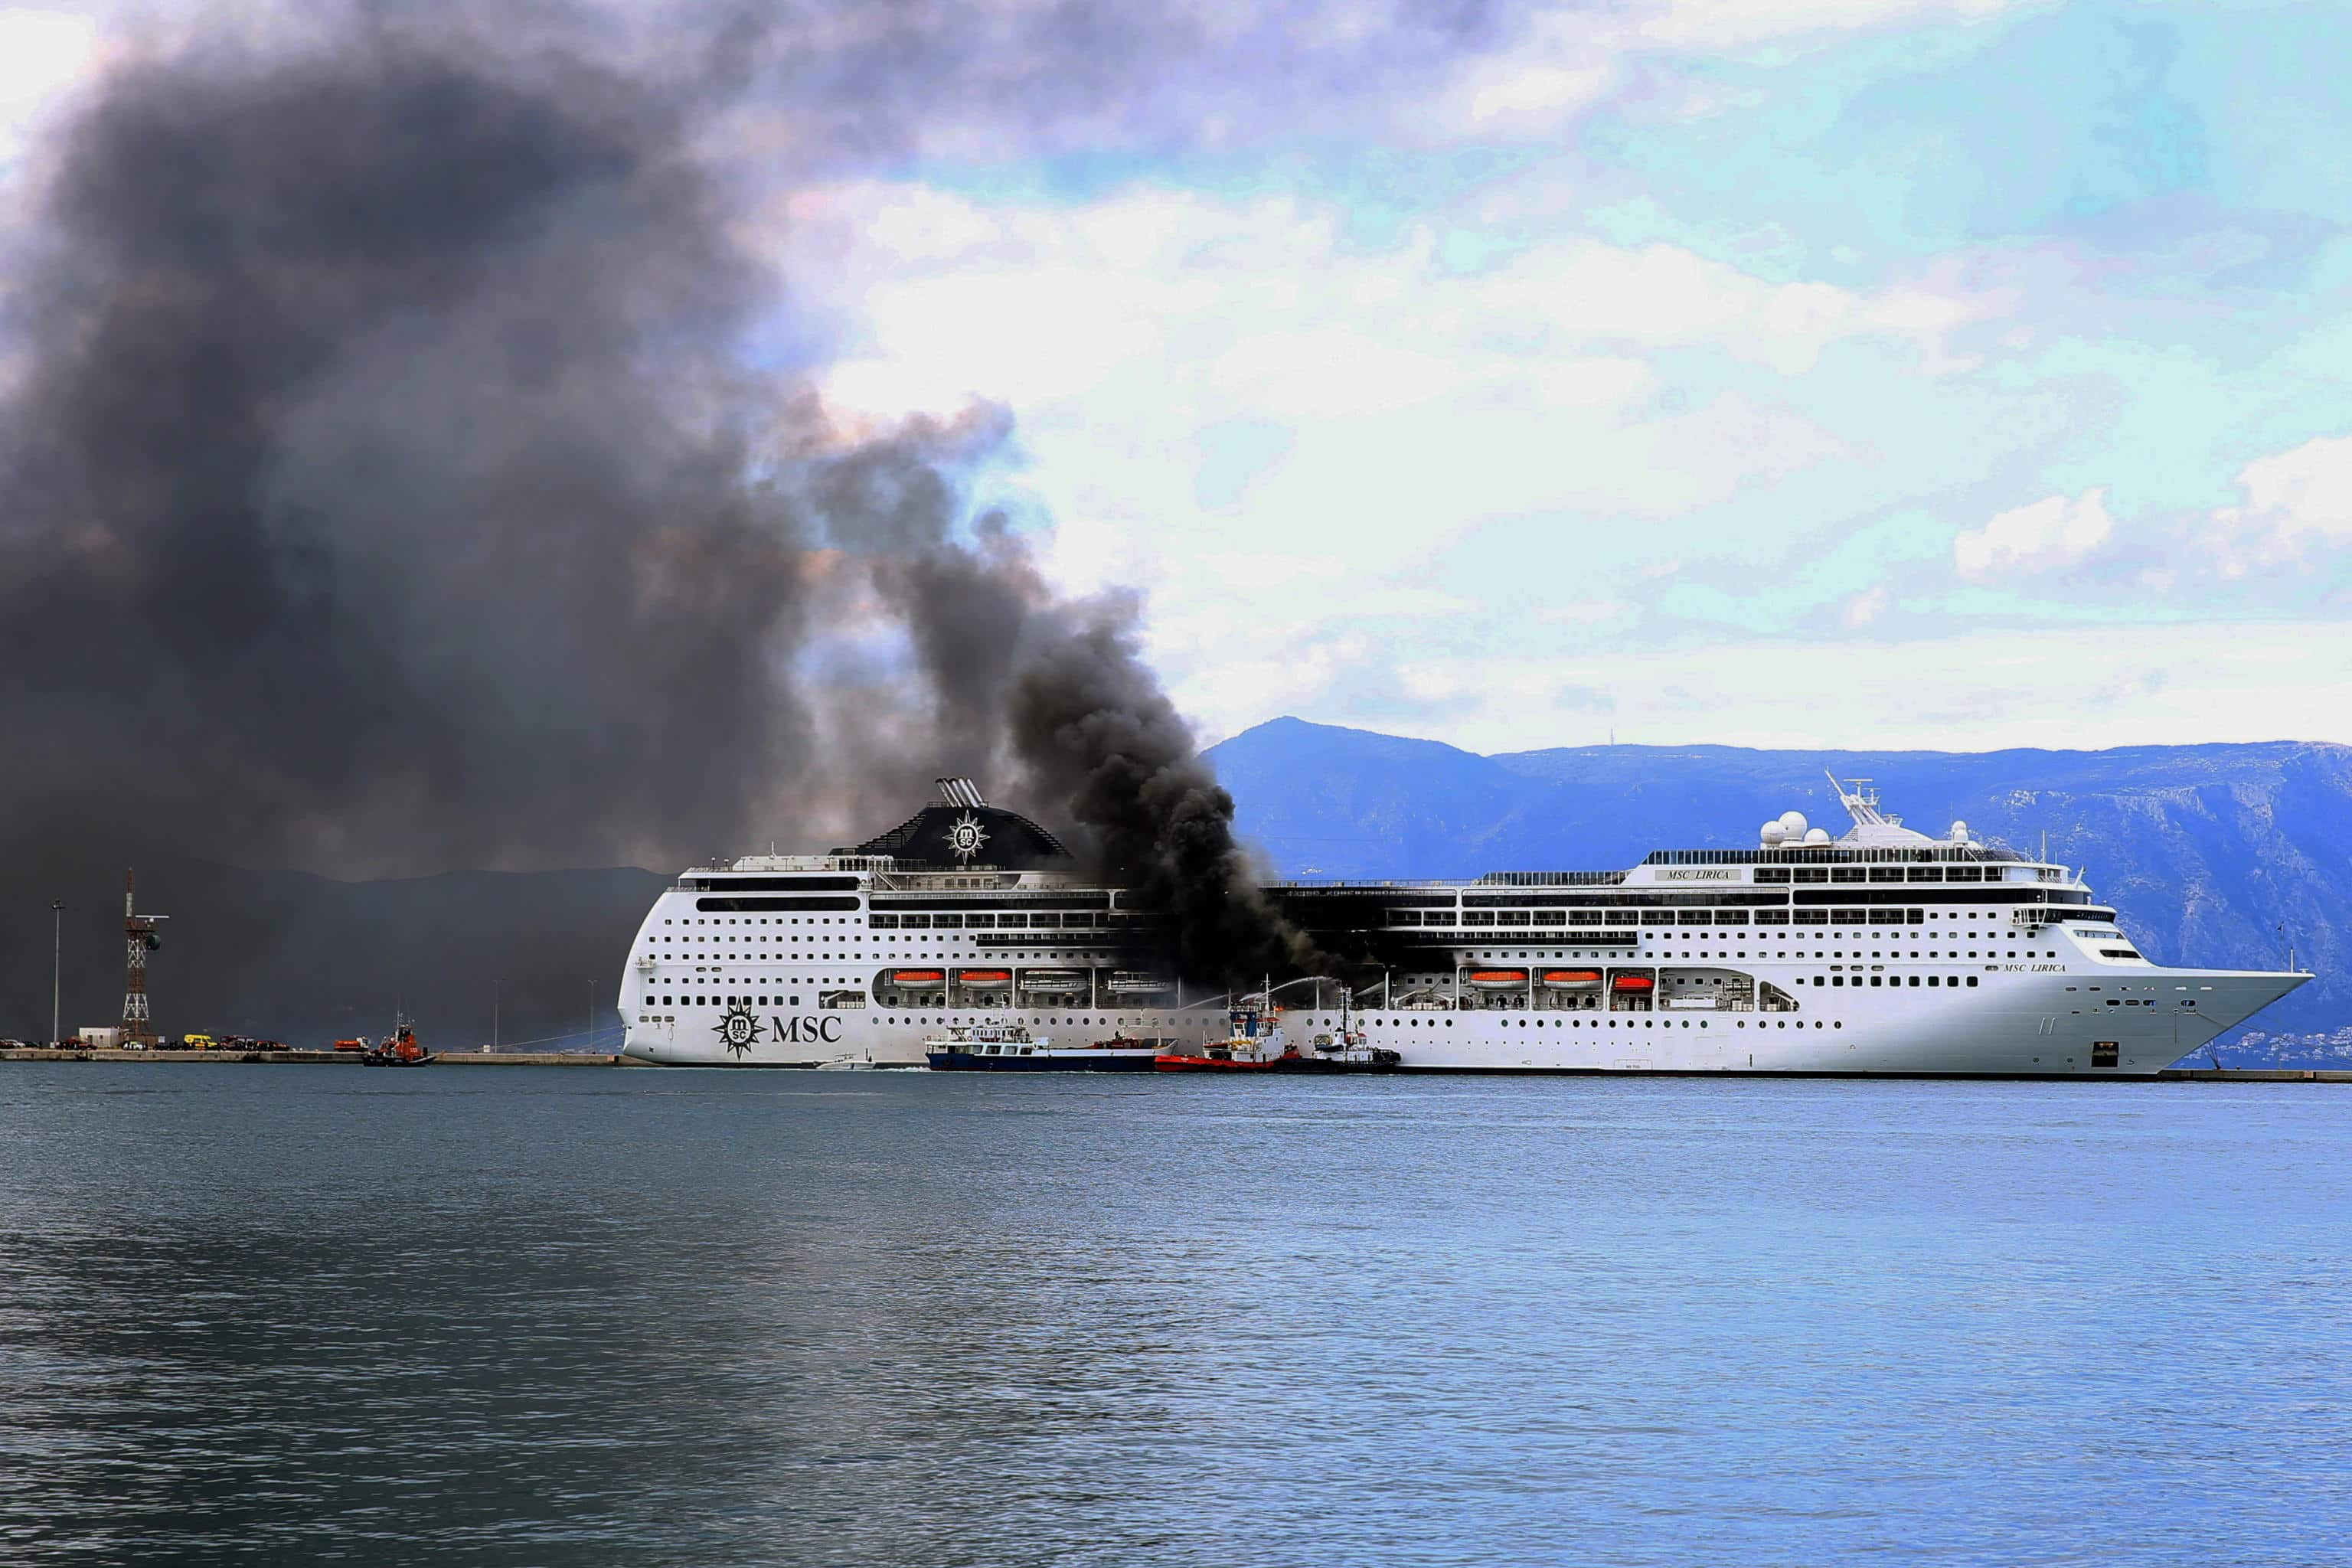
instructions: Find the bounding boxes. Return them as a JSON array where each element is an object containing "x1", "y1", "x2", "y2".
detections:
[
  {"x1": 1949, "y1": 820, "x2": 1969, "y2": 843},
  {"x1": 1802, "y1": 827, "x2": 1831, "y2": 844},
  {"x1": 1760, "y1": 822, "x2": 1788, "y2": 845},
  {"x1": 1779, "y1": 810, "x2": 1808, "y2": 834}
]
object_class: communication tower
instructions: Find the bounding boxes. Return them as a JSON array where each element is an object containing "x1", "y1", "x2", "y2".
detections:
[{"x1": 122, "y1": 869, "x2": 168, "y2": 1047}]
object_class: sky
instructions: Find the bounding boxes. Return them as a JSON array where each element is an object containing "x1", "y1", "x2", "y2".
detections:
[{"x1": 8, "y1": 0, "x2": 2352, "y2": 759}]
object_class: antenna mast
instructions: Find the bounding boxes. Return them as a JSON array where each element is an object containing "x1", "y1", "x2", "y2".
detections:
[{"x1": 122, "y1": 869, "x2": 168, "y2": 1048}]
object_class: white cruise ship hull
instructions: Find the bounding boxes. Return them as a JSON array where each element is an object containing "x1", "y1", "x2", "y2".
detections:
[{"x1": 613, "y1": 779, "x2": 2312, "y2": 1078}]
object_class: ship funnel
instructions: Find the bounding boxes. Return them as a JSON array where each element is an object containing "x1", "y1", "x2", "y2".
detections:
[{"x1": 934, "y1": 777, "x2": 989, "y2": 809}]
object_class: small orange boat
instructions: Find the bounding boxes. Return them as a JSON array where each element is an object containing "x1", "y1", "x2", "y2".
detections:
[
  {"x1": 1612, "y1": 975, "x2": 1655, "y2": 993},
  {"x1": 361, "y1": 1014, "x2": 433, "y2": 1067}
]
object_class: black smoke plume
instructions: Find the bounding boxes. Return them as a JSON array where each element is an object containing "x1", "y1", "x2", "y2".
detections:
[{"x1": 0, "y1": 7, "x2": 1340, "y2": 1003}]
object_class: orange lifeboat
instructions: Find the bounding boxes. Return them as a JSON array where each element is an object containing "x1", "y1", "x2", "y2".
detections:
[
  {"x1": 1467, "y1": 969, "x2": 1528, "y2": 989},
  {"x1": 1612, "y1": 975, "x2": 1655, "y2": 993},
  {"x1": 891, "y1": 970, "x2": 946, "y2": 987},
  {"x1": 956, "y1": 969, "x2": 1012, "y2": 988},
  {"x1": 1542, "y1": 970, "x2": 1602, "y2": 988}
]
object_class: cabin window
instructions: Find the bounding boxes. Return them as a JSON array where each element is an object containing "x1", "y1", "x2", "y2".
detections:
[
  {"x1": 1498, "y1": 911, "x2": 1531, "y2": 926},
  {"x1": 1966, "y1": 976, "x2": 1979, "y2": 987},
  {"x1": 1533, "y1": 911, "x2": 1565, "y2": 926},
  {"x1": 1391, "y1": 910, "x2": 1423, "y2": 926},
  {"x1": 1832, "y1": 868, "x2": 1866, "y2": 884},
  {"x1": 1463, "y1": 913, "x2": 1496, "y2": 926},
  {"x1": 1792, "y1": 868, "x2": 1829, "y2": 884}
]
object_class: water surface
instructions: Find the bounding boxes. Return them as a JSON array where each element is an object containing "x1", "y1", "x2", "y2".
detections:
[{"x1": 2, "y1": 1066, "x2": 2346, "y2": 1565}]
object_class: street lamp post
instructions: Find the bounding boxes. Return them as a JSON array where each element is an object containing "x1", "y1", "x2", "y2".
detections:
[
  {"x1": 585, "y1": 979, "x2": 594, "y2": 1050},
  {"x1": 51, "y1": 901, "x2": 63, "y2": 1044}
]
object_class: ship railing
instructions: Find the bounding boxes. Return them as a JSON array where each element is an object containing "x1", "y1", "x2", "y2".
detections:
[{"x1": 2011, "y1": 903, "x2": 2116, "y2": 929}]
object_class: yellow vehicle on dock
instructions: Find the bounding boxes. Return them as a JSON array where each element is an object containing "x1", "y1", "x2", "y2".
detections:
[{"x1": 180, "y1": 1033, "x2": 217, "y2": 1050}]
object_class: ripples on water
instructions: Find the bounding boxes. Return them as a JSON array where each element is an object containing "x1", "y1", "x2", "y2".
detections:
[{"x1": 1, "y1": 1066, "x2": 2346, "y2": 1565}]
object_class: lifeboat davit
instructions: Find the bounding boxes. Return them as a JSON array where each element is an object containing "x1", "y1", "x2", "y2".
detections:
[
  {"x1": 1020, "y1": 970, "x2": 1088, "y2": 994},
  {"x1": 1612, "y1": 975, "x2": 1655, "y2": 993},
  {"x1": 956, "y1": 969, "x2": 1012, "y2": 988},
  {"x1": 1467, "y1": 969, "x2": 1529, "y2": 989},
  {"x1": 891, "y1": 969, "x2": 946, "y2": 988},
  {"x1": 1542, "y1": 969, "x2": 1603, "y2": 989}
]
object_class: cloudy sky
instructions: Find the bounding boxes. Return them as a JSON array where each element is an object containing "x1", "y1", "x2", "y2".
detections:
[{"x1": 10, "y1": 0, "x2": 2350, "y2": 758}]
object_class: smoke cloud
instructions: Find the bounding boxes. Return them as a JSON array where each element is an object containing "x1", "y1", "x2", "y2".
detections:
[{"x1": 0, "y1": 4, "x2": 1397, "y2": 987}]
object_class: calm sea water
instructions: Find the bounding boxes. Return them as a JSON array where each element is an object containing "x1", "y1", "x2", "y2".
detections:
[{"x1": 1, "y1": 1065, "x2": 2346, "y2": 1566}]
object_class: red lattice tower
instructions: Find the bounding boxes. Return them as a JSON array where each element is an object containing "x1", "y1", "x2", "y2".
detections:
[{"x1": 122, "y1": 869, "x2": 167, "y2": 1047}]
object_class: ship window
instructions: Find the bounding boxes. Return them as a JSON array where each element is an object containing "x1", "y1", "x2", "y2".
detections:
[
  {"x1": 1966, "y1": 976, "x2": 1979, "y2": 986},
  {"x1": 1927, "y1": 976, "x2": 1939, "y2": 986},
  {"x1": 1831, "y1": 868, "x2": 1865, "y2": 884}
]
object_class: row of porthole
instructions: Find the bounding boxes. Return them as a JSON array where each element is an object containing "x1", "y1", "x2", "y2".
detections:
[{"x1": 1482, "y1": 1018, "x2": 1838, "y2": 1031}]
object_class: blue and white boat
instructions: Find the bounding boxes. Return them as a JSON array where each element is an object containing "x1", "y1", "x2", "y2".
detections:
[{"x1": 923, "y1": 1022, "x2": 1165, "y2": 1072}]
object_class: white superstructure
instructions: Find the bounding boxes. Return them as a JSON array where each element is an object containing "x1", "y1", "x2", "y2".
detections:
[{"x1": 616, "y1": 776, "x2": 2310, "y2": 1076}]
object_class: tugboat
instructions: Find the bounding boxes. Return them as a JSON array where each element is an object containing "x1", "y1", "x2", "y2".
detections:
[
  {"x1": 1303, "y1": 991, "x2": 1403, "y2": 1072},
  {"x1": 361, "y1": 1013, "x2": 433, "y2": 1067},
  {"x1": 1154, "y1": 1001, "x2": 1301, "y2": 1072},
  {"x1": 1156, "y1": 995, "x2": 1403, "y2": 1074},
  {"x1": 925, "y1": 1022, "x2": 1166, "y2": 1071}
]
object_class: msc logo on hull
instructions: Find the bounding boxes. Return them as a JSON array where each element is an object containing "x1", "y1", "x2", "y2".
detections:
[
  {"x1": 710, "y1": 1008, "x2": 844, "y2": 1056},
  {"x1": 774, "y1": 1014, "x2": 843, "y2": 1047}
]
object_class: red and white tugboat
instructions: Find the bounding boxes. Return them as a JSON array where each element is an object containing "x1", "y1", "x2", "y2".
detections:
[{"x1": 361, "y1": 1013, "x2": 433, "y2": 1067}]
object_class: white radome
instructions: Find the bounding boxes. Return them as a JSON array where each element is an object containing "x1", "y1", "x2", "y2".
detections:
[
  {"x1": 1759, "y1": 822, "x2": 1787, "y2": 845},
  {"x1": 1779, "y1": 811, "x2": 1808, "y2": 834},
  {"x1": 1802, "y1": 827, "x2": 1831, "y2": 844}
]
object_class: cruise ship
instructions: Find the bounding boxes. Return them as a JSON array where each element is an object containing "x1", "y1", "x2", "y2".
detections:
[{"x1": 615, "y1": 776, "x2": 2309, "y2": 1076}]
